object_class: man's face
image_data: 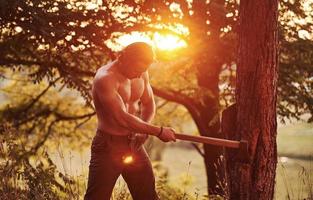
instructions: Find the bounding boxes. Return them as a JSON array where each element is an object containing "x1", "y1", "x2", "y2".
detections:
[{"x1": 124, "y1": 59, "x2": 151, "y2": 79}]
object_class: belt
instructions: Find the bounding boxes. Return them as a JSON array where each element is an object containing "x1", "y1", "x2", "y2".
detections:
[{"x1": 96, "y1": 129, "x2": 133, "y2": 143}]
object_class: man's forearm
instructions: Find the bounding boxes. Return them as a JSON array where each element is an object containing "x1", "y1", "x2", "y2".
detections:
[
  {"x1": 136, "y1": 104, "x2": 155, "y2": 139},
  {"x1": 121, "y1": 111, "x2": 160, "y2": 136}
]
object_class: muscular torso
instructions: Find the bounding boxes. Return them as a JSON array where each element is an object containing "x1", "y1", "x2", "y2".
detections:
[{"x1": 92, "y1": 61, "x2": 146, "y2": 136}]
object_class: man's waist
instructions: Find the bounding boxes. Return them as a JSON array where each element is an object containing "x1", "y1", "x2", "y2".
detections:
[{"x1": 96, "y1": 129, "x2": 133, "y2": 142}]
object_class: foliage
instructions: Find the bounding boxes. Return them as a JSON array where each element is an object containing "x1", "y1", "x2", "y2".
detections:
[
  {"x1": 138, "y1": 0, "x2": 313, "y2": 122},
  {"x1": 0, "y1": 0, "x2": 115, "y2": 103},
  {"x1": 0, "y1": 122, "x2": 79, "y2": 200},
  {"x1": 0, "y1": 0, "x2": 312, "y2": 122},
  {"x1": 278, "y1": 1, "x2": 313, "y2": 122},
  {"x1": 0, "y1": 70, "x2": 96, "y2": 152}
]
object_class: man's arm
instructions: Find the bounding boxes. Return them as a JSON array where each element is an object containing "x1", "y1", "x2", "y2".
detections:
[
  {"x1": 130, "y1": 72, "x2": 155, "y2": 147},
  {"x1": 140, "y1": 72, "x2": 155, "y2": 123}
]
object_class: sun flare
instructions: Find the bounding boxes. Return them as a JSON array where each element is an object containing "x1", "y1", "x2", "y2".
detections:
[
  {"x1": 109, "y1": 31, "x2": 187, "y2": 52},
  {"x1": 123, "y1": 155, "x2": 134, "y2": 164},
  {"x1": 152, "y1": 33, "x2": 187, "y2": 50}
]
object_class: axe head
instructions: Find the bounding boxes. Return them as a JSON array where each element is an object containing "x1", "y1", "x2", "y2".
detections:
[{"x1": 236, "y1": 140, "x2": 249, "y2": 163}]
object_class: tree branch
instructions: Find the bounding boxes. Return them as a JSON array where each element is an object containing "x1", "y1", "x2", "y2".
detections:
[
  {"x1": 152, "y1": 86, "x2": 208, "y2": 134},
  {"x1": 54, "y1": 111, "x2": 96, "y2": 121},
  {"x1": 191, "y1": 143, "x2": 205, "y2": 157},
  {"x1": 22, "y1": 77, "x2": 61, "y2": 113}
]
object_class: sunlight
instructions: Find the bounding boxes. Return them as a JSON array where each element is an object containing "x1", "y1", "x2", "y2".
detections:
[
  {"x1": 113, "y1": 32, "x2": 152, "y2": 50},
  {"x1": 108, "y1": 30, "x2": 187, "y2": 52},
  {"x1": 152, "y1": 33, "x2": 187, "y2": 50}
]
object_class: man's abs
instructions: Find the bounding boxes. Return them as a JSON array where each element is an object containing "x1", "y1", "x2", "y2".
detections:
[
  {"x1": 97, "y1": 117, "x2": 131, "y2": 136},
  {"x1": 95, "y1": 102, "x2": 140, "y2": 136}
]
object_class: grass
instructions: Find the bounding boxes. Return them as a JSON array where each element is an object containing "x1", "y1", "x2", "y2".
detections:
[
  {"x1": 275, "y1": 158, "x2": 312, "y2": 199},
  {"x1": 277, "y1": 122, "x2": 313, "y2": 158},
  {"x1": 275, "y1": 122, "x2": 313, "y2": 199},
  {"x1": 1, "y1": 121, "x2": 312, "y2": 199}
]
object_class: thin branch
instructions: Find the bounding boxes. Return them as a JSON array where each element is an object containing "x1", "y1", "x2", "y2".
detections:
[
  {"x1": 191, "y1": 143, "x2": 205, "y2": 157},
  {"x1": 152, "y1": 86, "x2": 196, "y2": 110},
  {"x1": 74, "y1": 115, "x2": 93, "y2": 130},
  {"x1": 16, "y1": 108, "x2": 52, "y2": 126},
  {"x1": 22, "y1": 77, "x2": 61, "y2": 113},
  {"x1": 0, "y1": 58, "x2": 42, "y2": 66},
  {"x1": 54, "y1": 111, "x2": 96, "y2": 121},
  {"x1": 152, "y1": 86, "x2": 208, "y2": 134},
  {"x1": 30, "y1": 120, "x2": 56, "y2": 154},
  {"x1": 156, "y1": 100, "x2": 169, "y2": 110}
]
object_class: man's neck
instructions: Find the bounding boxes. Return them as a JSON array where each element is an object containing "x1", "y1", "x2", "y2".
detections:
[{"x1": 113, "y1": 60, "x2": 130, "y2": 81}]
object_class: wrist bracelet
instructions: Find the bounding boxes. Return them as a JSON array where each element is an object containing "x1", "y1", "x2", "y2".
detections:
[{"x1": 157, "y1": 126, "x2": 163, "y2": 137}]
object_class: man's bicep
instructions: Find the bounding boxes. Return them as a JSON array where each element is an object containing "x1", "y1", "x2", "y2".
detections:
[
  {"x1": 140, "y1": 82, "x2": 155, "y2": 123},
  {"x1": 141, "y1": 79, "x2": 154, "y2": 105}
]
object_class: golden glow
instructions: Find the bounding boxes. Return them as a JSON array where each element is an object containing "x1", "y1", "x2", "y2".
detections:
[
  {"x1": 152, "y1": 33, "x2": 187, "y2": 50},
  {"x1": 123, "y1": 155, "x2": 134, "y2": 164},
  {"x1": 108, "y1": 31, "x2": 187, "y2": 52},
  {"x1": 113, "y1": 32, "x2": 152, "y2": 50}
]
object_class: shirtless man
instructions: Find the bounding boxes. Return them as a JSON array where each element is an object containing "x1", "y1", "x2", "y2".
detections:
[{"x1": 84, "y1": 42, "x2": 177, "y2": 200}]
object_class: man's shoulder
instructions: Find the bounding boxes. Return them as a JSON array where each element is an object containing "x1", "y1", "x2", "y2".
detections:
[{"x1": 94, "y1": 67, "x2": 118, "y2": 90}]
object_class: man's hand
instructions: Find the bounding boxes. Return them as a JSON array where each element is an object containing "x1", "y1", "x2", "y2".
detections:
[
  {"x1": 158, "y1": 127, "x2": 176, "y2": 142},
  {"x1": 135, "y1": 133, "x2": 149, "y2": 144},
  {"x1": 129, "y1": 133, "x2": 149, "y2": 152}
]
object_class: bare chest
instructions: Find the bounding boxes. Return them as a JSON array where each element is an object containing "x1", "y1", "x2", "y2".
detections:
[{"x1": 118, "y1": 78, "x2": 145, "y2": 103}]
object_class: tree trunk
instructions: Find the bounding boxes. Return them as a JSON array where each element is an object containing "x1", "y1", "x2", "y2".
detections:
[
  {"x1": 195, "y1": 57, "x2": 225, "y2": 196},
  {"x1": 225, "y1": 0, "x2": 279, "y2": 199},
  {"x1": 198, "y1": 104, "x2": 224, "y2": 196}
]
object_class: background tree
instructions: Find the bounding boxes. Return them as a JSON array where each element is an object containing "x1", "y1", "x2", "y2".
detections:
[
  {"x1": 0, "y1": 0, "x2": 312, "y2": 197},
  {"x1": 277, "y1": 1, "x2": 313, "y2": 122}
]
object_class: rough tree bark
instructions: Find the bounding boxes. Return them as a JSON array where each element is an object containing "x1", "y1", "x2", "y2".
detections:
[{"x1": 224, "y1": 0, "x2": 279, "y2": 199}]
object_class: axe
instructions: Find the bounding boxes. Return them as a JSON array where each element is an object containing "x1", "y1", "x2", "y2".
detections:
[{"x1": 174, "y1": 133, "x2": 249, "y2": 162}]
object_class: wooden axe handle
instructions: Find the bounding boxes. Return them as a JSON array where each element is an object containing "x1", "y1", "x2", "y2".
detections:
[{"x1": 174, "y1": 133, "x2": 240, "y2": 148}]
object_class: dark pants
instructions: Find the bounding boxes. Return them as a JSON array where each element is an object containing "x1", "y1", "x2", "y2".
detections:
[{"x1": 84, "y1": 130, "x2": 159, "y2": 200}]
